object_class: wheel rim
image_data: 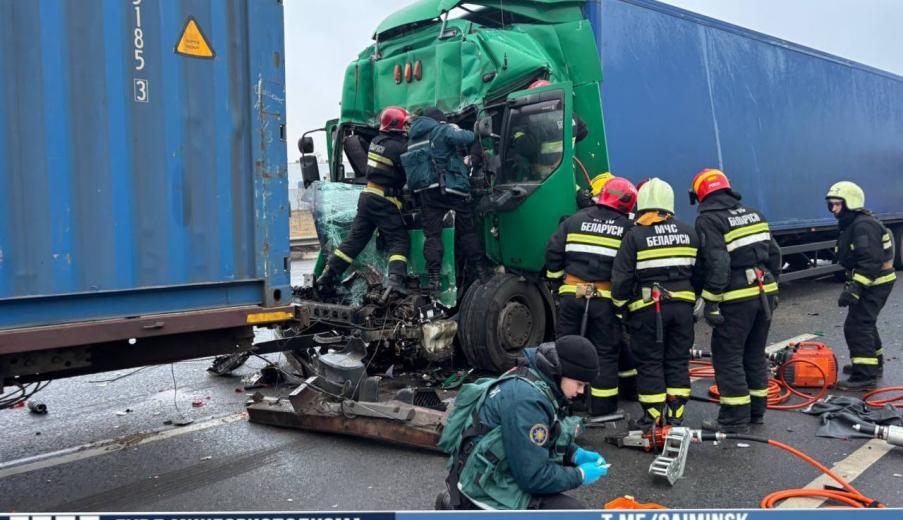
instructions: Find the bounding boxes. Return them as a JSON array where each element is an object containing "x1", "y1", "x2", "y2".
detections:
[{"x1": 497, "y1": 299, "x2": 534, "y2": 352}]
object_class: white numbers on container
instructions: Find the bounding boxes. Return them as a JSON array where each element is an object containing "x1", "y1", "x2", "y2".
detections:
[
  {"x1": 132, "y1": 0, "x2": 145, "y2": 72},
  {"x1": 134, "y1": 78, "x2": 149, "y2": 103}
]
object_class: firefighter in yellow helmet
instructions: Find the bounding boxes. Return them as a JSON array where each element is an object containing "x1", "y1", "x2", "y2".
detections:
[
  {"x1": 576, "y1": 172, "x2": 615, "y2": 209},
  {"x1": 826, "y1": 181, "x2": 896, "y2": 389}
]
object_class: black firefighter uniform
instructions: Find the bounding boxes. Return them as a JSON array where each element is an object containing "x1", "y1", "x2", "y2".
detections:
[
  {"x1": 612, "y1": 179, "x2": 701, "y2": 426},
  {"x1": 320, "y1": 133, "x2": 410, "y2": 290},
  {"x1": 545, "y1": 204, "x2": 636, "y2": 415},
  {"x1": 695, "y1": 190, "x2": 781, "y2": 428},
  {"x1": 829, "y1": 180, "x2": 897, "y2": 383}
]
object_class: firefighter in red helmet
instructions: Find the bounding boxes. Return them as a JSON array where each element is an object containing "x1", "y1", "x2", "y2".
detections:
[
  {"x1": 690, "y1": 168, "x2": 781, "y2": 433},
  {"x1": 317, "y1": 106, "x2": 411, "y2": 297},
  {"x1": 545, "y1": 177, "x2": 637, "y2": 416}
]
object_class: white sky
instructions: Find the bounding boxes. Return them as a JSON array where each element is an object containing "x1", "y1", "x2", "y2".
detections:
[{"x1": 283, "y1": 0, "x2": 903, "y2": 159}]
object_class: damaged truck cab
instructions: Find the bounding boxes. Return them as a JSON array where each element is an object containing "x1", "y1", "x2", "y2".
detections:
[{"x1": 299, "y1": 0, "x2": 609, "y2": 371}]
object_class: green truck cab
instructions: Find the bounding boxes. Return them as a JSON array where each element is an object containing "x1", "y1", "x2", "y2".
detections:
[{"x1": 301, "y1": 0, "x2": 609, "y2": 371}]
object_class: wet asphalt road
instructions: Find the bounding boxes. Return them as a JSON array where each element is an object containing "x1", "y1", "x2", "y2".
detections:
[{"x1": 1, "y1": 268, "x2": 902, "y2": 512}]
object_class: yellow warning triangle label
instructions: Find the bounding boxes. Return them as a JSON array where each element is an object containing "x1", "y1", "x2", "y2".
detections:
[{"x1": 175, "y1": 17, "x2": 214, "y2": 59}]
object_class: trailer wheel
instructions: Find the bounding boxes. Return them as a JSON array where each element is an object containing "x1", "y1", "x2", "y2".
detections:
[
  {"x1": 458, "y1": 273, "x2": 547, "y2": 373},
  {"x1": 894, "y1": 226, "x2": 903, "y2": 271}
]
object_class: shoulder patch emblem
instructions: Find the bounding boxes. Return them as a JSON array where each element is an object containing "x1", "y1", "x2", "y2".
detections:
[{"x1": 529, "y1": 423, "x2": 550, "y2": 446}]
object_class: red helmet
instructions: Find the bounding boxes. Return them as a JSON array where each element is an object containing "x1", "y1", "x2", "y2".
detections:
[
  {"x1": 597, "y1": 177, "x2": 637, "y2": 214},
  {"x1": 691, "y1": 168, "x2": 731, "y2": 203},
  {"x1": 379, "y1": 106, "x2": 409, "y2": 133},
  {"x1": 528, "y1": 79, "x2": 551, "y2": 90}
]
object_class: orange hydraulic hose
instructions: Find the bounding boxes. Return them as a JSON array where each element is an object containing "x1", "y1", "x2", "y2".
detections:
[
  {"x1": 769, "y1": 359, "x2": 829, "y2": 410},
  {"x1": 689, "y1": 359, "x2": 715, "y2": 379},
  {"x1": 759, "y1": 438, "x2": 883, "y2": 508},
  {"x1": 695, "y1": 358, "x2": 829, "y2": 410},
  {"x1": 692, "y1": 357, "x2": 888, "y2": 507},
  {"x1": 572, "y1": 156, "x2": 592, "y2": 186},
  {"x1": 696, "y1": 358, "x2": 902, "y2": 411},
  {"x1": 863, "y1": 386, "x2": 903, "y2": 409}
]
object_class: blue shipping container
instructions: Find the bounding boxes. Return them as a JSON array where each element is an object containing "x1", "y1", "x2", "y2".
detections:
[
  {"x1": 0, "y1": 0, "x2": 290, "y2": 331},
  {"x1": 587, "y1": 0, "x2": 903, "y2": 231}
]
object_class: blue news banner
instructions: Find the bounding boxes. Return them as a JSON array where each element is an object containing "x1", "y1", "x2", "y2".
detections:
[{"x1": 1, "y1": 511, "x2": 901, "y2": 520}]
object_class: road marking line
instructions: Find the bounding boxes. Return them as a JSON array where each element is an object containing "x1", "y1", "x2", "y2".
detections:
[
  {"x1": 0, "y1": 413, "x2": 245, "y2": 479},
  {"x1": 777, "y1": 439, "x2": 894, "y2": 508},
  {"x1": 765, "y1": 334, "x2": 893, "y2": 508}
]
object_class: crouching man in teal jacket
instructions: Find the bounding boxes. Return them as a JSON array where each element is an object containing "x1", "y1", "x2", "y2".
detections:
[{"x1": 436, "y1": 336, "x2": 609, "y2": 510}]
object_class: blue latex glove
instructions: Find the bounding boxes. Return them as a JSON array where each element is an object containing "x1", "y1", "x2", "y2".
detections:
[
  {"x1": 573, "y1": 447, "x2": 605, "y2": 466},
  {"x1": 578, "y1": 462, "x2": 608, "y2": 485}
]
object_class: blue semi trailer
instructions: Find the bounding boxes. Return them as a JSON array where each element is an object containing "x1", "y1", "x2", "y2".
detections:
[
  {"x1": 589, "y1": 0, "x2": 903, "y2": 279},
  {"x1": 0, "y1": 0, "x2": 299, "y2": 390}
]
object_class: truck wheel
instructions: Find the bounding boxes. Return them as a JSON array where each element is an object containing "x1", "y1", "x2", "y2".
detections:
[
  {"x1": 894, "y1": 226, "x2": 903, "y2": 270},
  {"x1": 458, "y1": 273, "x2": 547, "y2": 373}
]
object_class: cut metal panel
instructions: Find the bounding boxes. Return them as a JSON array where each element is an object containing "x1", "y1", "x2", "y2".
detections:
[
  {"x1": 247, "y1": 0, "x2": 291, "y2": 306},
  {"x1": 0, "y1": 0, "x2": 289, "y2": 330},
  {"x1": 588, "y1": 0, "x2": 903, "y2": 230}
]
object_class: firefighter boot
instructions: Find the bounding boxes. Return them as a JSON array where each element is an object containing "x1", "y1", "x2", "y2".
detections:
[
  {"x1": 701, "y1": 419, "x2": 750, "y2": 434},
  {"x1": 666, "y1": 395, "x2": 688, "y2": 426},
  {"x1": 588, "y1": 393, "x2": 618, "y2": 417},
  {"x1": 385, "y1": 274, "x2": 409, "y2": 294},
  {"x1": 842, "y1": 357, "x2": 884, "y2": 378},
  {"x1": 618, "y1": 371, "x2": 638, "y2": 402},
  {"x1": 382, "y1": 261, "x2": 409, "y2": 300},
  {"x1": 434, "y1": 489, "x2": 453, "y2": 510},
  {"x1": 750, "y1": 393, "x2": 767, "y2": 426},
  {"x1": 836, "y1": 377, "x2": 878, "y2": 391},
  {"x1": 629, "y1": 403, "x2": 664, "y2": 432}
]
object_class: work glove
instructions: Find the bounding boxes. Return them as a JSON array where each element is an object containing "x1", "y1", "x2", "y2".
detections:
[
  {"x1": 576, "y1": 189, "x2": 594, "y2": 209},
  {"x1": 544, "y1": 269, "x2": 565, "y2": 293},
  {"x1": 614, "y1": 302, "x2": 628, "y2": 324},
  {"x1": 578, "y1": 461, "x2": 608, "y2": 485},
  {"x1": 703, "y1": 301, "x2": 725, "y2": 327},
  {"x1": 770, "y1": 295, "x2": 780, "y2": 311},
  {"x1": 692, "y1": 297, "x2": 705, "y2": 323},
  {"x1": 573, "y1": 447, "x2": 605, "y2": 466},
  {"x1": 838, "y1": 282, "x2": 862, "y2": 307}
]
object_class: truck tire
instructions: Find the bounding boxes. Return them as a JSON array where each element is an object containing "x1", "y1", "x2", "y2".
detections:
[
  {"x1": 894, "y1": 226, "x2": 903, "y2": 271},
  {"x1": 458, "y1": 273, "x2": 547, "y2": 373}
]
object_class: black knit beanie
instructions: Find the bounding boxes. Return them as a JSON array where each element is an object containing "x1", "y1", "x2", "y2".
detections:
[
  {"x1": 419, "y1": 106, "x2": 446, "y2": 123},
  {"x1": 554, "y1": 335, "x2": 599, "y2": 383}
]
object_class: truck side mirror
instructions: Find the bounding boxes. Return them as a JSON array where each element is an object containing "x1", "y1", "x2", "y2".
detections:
[
  {"x1": 298, "y1": 136, "x2": 315, "y2": 154},
  {"x1": 476, "y1": 116, "x2": 495, "y2": 138},
  {"x1": 301, "y1": 155, "x2": 320, "y2": 188}
]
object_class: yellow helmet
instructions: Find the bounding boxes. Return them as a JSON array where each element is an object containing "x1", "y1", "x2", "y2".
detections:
[
  {"x1": 590, "y1": 172, "x2": 614, "y2": 196},
  {"x1": 826, "y1": 181, "x2": 865, "y2": 211}
]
